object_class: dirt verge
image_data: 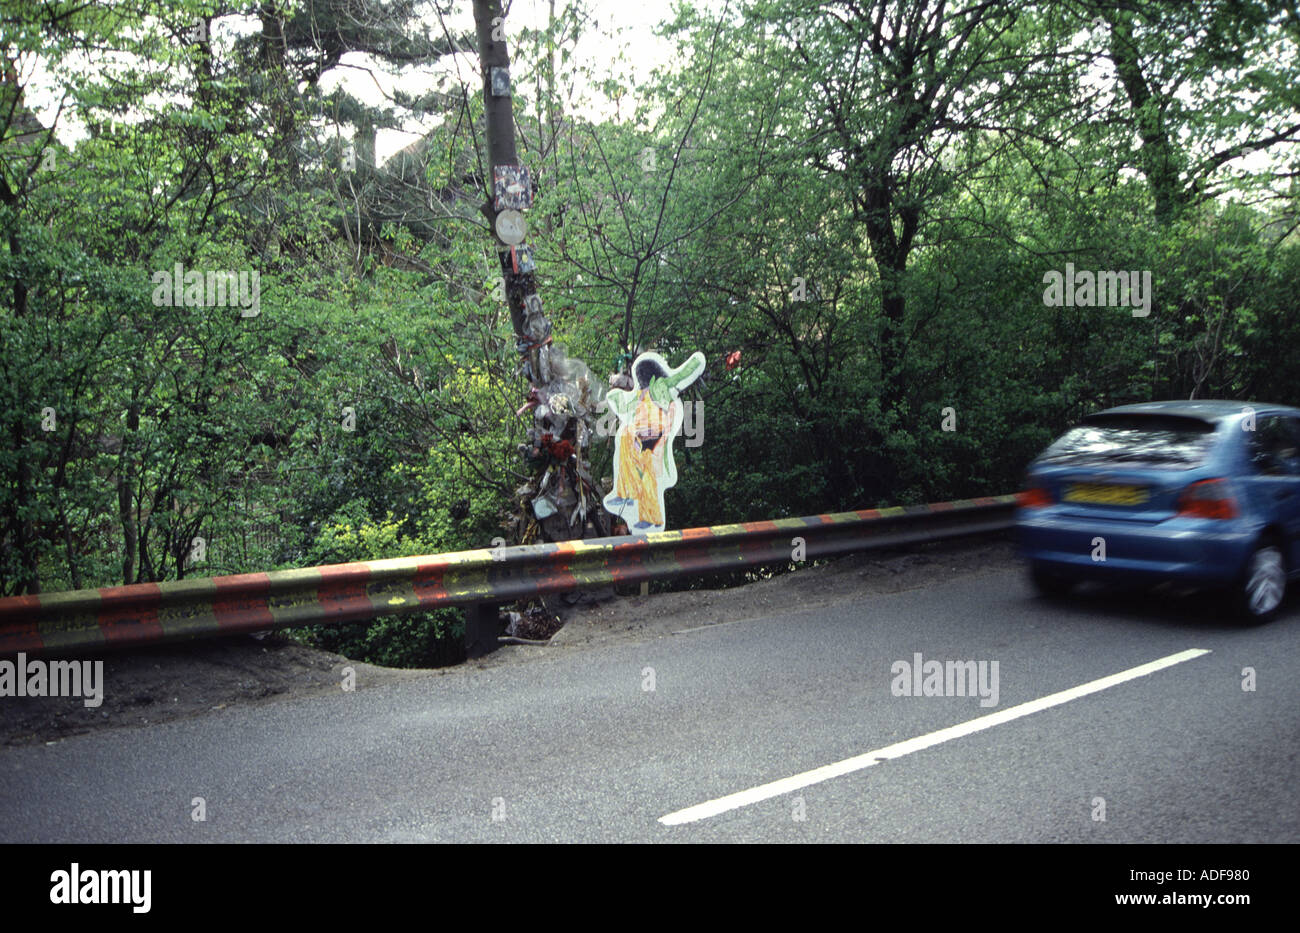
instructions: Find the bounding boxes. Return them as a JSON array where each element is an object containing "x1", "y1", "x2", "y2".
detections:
[{"x1": 0, "y1": 535, "x2": 1018, "y2": 746}]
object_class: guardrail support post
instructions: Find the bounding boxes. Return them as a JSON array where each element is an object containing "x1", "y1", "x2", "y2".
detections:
[{"x1": 464, "y1": 602, "x2": 501, "y2": 659}]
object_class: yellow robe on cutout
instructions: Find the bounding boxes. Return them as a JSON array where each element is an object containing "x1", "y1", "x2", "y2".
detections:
[{"x1": 614, "y1": 391, "x2": 676, "y2": 528}]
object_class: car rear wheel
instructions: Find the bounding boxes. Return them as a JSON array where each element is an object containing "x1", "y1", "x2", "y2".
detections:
[
  {"x1": 1030, "y1": 564, "x2": 1074, "y2": 599},
  {"x1": 1236, "y1": 543, "x2": 1287, "y2": 623}
]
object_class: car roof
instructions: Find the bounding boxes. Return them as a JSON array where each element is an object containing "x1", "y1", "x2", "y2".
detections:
[{"x1": 1091, "y1": 400, "x2": 1300, "y2": 422}]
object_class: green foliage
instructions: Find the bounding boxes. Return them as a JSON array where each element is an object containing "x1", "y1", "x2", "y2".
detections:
[
  {"x1": 292, "y1": 499, "x2": 466, "y2": 668},
  {"x1": 2, "y1": 0, "x2": 1298, "y2": 667}
]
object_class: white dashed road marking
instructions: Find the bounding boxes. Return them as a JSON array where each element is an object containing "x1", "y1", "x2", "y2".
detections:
[{"x1": 659, "y1": 648, "x2": 1212, "y2": 826}]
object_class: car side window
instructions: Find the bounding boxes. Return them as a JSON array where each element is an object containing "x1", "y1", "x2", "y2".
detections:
[
  {"x1": 1250, "y1": 416, "x2": 1300, "y2": 476},
  {"x1": 1282, "y1": 417, "x2": 1300, "y2": 472}
]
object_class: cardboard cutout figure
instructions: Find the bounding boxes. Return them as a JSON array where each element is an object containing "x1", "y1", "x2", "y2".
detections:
[{"x1": 603, "y1": 350, "x2": 706, "y2": 533}]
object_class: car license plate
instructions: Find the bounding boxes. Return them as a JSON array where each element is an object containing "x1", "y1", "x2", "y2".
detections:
[{"x1": 1064, "y1": 483, "x2": 1148, "y2": 506}]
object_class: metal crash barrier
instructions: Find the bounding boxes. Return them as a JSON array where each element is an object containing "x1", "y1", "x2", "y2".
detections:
[{"x1": 0, "y1": 495, "x2": 1016, "y2": 657}]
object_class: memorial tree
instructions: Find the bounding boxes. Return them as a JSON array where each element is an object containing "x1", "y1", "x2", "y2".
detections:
[{"x1": 471, "y1": 0, "x2": 610, "y2": 544}]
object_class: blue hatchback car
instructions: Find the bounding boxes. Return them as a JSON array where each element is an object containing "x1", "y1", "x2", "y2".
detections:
[{"x1": 1016, "y1": 400, "x2": 1300, "y2": 621}]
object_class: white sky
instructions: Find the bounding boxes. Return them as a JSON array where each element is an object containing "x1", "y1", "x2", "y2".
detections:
[
  {"x1": 355, "y1": 0, "x2": 704, "y2": 165},
  {"x1": 17, "y1": 1, "x2": 1291, "y2": 192},
  {"x1": 23, "y1": 0, "x2": 711, "y2": 158}
]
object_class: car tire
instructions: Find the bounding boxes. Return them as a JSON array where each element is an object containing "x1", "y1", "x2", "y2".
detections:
[
  {"x1": 1235, "y1": 542, "x2": 1287, "y2": 623},
  {"x1": 1030, "y1": 564, "x2": 1074, "y2": 599}
]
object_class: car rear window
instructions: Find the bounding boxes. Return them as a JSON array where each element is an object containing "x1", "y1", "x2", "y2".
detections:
[{"x1": 1038, "y1": 414, "x2": 1220, "y2": 469}]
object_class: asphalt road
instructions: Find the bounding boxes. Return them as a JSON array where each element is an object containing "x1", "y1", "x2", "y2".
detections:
[{"x1": 2, "y1": 564, "x2": 1297, "y2": 843}]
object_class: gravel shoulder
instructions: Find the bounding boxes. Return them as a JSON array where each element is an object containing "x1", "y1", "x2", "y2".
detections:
[{"x1": 0, "y1": 535, "x2": 1018, "y2": 746}]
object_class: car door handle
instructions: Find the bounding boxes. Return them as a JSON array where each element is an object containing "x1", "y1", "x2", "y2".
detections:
[{"x1": 1275, "y1": 490, "x2": 1294, "y2": 500}]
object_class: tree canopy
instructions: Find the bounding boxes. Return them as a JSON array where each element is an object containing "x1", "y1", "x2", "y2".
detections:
[{"x1": 2, "y1": 0, "x2": 1297, "y2": 663}]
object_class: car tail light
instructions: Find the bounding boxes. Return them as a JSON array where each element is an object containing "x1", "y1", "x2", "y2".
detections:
[
  {"x1": 1017, "y1": 486, "x2": 1053, "y2": 508},
  {"x1": 1177, "y1": 478, "x2": 1237, "y2": 519}
]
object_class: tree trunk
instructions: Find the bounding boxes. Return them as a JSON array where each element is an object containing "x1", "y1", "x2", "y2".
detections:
[
  {"x1": 118, "y1": 398, "x2": 139, "y2": 585},
  {"x1": 858, "y1": 172, "x2": 919, "y2": 418},
  {"x1": 472, "y1": 0, "x2": 601, "y2": 543},
  {"x1": 1106, "y1": 12, "x2": 1187, "y2": 225},
  {"x1": 473, "y1": 0, "x2": 529, "y2": 341},
  {"x1": 0, "y1": 168, "x2": 38, "y2": 593}
]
